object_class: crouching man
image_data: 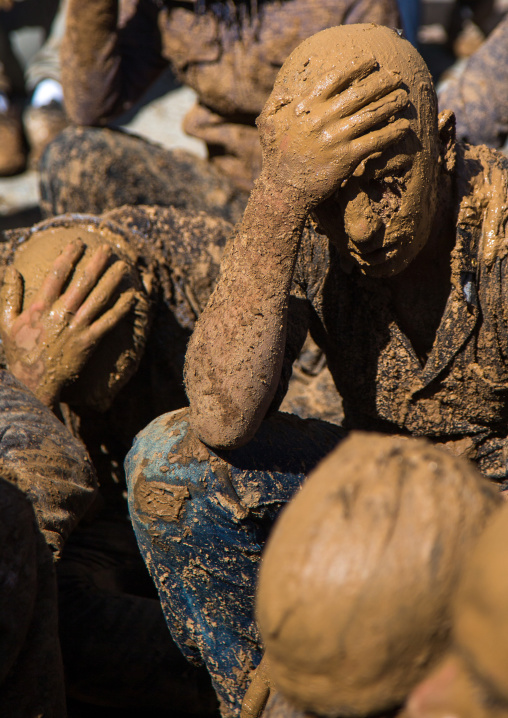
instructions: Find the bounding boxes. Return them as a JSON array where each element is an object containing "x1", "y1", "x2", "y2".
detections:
[{"x1": 126, "y1": 23, "x2": 508, "y2": 717}]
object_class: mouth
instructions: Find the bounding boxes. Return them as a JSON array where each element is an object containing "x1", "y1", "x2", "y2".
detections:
[
  {"x1": 351, "y1": 244, "x2": 398, "y2": 266},
  {"x1": 348, "y1": 234, "x2": 405, "y2": 267}
]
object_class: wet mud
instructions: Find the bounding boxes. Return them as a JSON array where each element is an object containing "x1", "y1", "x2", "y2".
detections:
[
  {"x1": 404, "y1": 501, "x2": 508, "y2": 718},
  {"x1": 451, "y1": 502, "x2": 508, "y2": 705},
  {"x1": 11, "y1": 218, "x2": 153, "y2": 412}
]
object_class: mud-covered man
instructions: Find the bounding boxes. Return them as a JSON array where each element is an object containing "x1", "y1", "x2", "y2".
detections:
[{"x1": 126, "y1": 24, "x2": 508, "y2": 717}]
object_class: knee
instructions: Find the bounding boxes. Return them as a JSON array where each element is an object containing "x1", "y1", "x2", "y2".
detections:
[{"x1": 126, "y1": 407, "x2": 215, "y2": 541}]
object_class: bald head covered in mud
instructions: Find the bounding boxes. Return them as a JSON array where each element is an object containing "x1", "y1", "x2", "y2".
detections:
[
  {"x1": 0, "y1": 217, "x2": 154, "y2": 410},
  {"x1": 257, "y1": 434, "x2": 501, "y2": 717}
]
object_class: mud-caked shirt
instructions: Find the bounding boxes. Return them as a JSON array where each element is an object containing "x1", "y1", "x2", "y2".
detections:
[{"x1": 284, "y1": 143, "x2": 508, "y2": 483}]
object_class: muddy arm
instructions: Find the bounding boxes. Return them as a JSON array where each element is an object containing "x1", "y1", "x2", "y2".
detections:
[
  {"x1": 184, "y1": 178, "x2": 307, "y2": 450},
  {"x1": 62, "y1": 0, "x2": 167, "y2": 125},
  {"x1": 185, "y1": 59, "x2": 410, "y2": 449}
]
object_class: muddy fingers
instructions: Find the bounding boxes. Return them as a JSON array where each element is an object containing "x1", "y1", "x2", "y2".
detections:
[
  {"x1": 34, "y1": 239, "x2": 84, "y2": 308},
  {"x1": 59, "y1": 243, "x2": 112, "y2": 313},
  {"x1": 326, "y1": 91, "x2": 410, "y2": 145},
  {"x1": 0, "y1": 266, "x2": 23, "y2": 331},
  {"x1": 84, "y1": 288, "x2": 136, "y2": 344},
  {"x1": 348, "y1": 117, "x2": 411, "y2": 166},
  {"x1": 324, "y1": 77, "x2": 407, "y2": 125},
  {"x1": 72, "y1": 260, "x2": 128, "y2": 327},
  {"x1": 297, "y1": 55, "x2": 378, "y2": 109}
]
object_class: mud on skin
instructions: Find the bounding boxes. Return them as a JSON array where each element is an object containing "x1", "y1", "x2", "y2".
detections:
[{"x1": 185, "y1": 24, "x2": 508, "y2": 485}]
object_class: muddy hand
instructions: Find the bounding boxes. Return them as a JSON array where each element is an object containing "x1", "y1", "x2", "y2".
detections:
[
  {"x1": 0, "y1": 240, "x2": 135, "y2": 408},
  {"x1": 257, "y1": 57, "x2": 410, "y2": 209},
  {"x1": 241, "y1": 655, "x2": 272, "y2": 718}
]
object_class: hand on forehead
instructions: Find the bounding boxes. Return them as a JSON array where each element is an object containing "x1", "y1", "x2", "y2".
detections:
[{"x1": 272, "y1": 24, "x2": 436, "y2": 136}]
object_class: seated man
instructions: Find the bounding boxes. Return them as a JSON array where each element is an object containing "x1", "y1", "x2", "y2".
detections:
[
  {"x1": 125, "y1": 23, "x2": 508, "y2": 718},
  {"x1": 0, "y1": 208, "x2": 233, "y2": 713},
  {"x1": 405, "y1": 500, "x2": 508, "y2": 718}
]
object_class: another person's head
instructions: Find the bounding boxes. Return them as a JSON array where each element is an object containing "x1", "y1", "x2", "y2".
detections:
[
  {"x1": 257, "y1": 433, "x2": 501, "y2": 717},
  {"x1": 405, "y1": 500, "x2": 508, "y2": 718},
  {"x1": 271, "y1": 24, "x2": 454, "y2": 277},
  {"x1": 12, "y1": 215, "x2": 155, "y2": 411}
]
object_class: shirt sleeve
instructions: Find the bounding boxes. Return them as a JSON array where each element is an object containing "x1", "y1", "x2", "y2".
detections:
[{"x1": 0, "y1": 371, "x2": 97, "y2": 558}]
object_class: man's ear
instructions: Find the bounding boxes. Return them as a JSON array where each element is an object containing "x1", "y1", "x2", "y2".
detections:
[{"x1": 438, "y1": 109, "x2": 456, "y2": 174}]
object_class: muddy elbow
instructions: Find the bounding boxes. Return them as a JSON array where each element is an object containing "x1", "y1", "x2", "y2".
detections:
[{"x1": 190, "y1": 406, "x2": 259, "y2": 451}]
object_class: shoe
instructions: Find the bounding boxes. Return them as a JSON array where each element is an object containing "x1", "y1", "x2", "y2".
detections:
[
  {"x1": 23, "y1": 102, "x2": 68, "y2": 167},
  {"x1": 0, "y1": 109, "x2": 26, "y2": 176}
]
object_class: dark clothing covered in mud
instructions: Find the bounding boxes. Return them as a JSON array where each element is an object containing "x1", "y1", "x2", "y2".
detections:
[
  {"x1": 438, "y1": 14, "x2": 508, "y2": 151},
  {"x1": 0, "y1": 370, "x2": 97, "y2": 556},
  {"x1": 285, "y1": 143, "x2": 508, "y2": 483},
  {"x1": 39, "y1": 126, "x2": 246, "y2": 223},
  {"x1": 0, "y1": 370, "x2": 97, "y2": 718},
  {"x1": 0, "y1": 476, "x2": 65, "y2": 718},
  {"x1": 58, "y1": 0, "x2": 399, "y2": 191}
]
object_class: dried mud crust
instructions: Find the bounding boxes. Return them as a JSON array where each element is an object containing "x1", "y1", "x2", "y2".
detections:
[
  {"x1": 39, "y1": 126, "x2": 247, "y2": 224},
  {"x1": 0, "y1": 371, "x2": 97, "y2": 557}
]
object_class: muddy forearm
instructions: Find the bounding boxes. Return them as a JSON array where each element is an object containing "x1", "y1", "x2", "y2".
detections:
[
  {"x1": 62, "y1": 0, "x2": 168, "y2": 124},
  {"x1": 61, "y1": 0, "x2": 136, "y2": 125},
  {"x1": 184, "y1": 178, "x2": 307, "y2": 449},
  {"x1": 62, "y1": 0, "x2": 121, "y2": 124}
]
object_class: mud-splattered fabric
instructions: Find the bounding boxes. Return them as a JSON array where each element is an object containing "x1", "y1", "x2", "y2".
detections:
[
  {"x1": 285, "y1": 143, "x2": 508, "y2": 483},
  {"x1": 0, "y1": 370, "x2": 97, "y2": 557},
  {"x1": 57, "y1": 515, "x2": 218, "y2": 712},
  {"x1": 438, "y1": 14, "x2": 508, "y2": 150},
  {"x1": 0, "y1": 372, "x2": 97, "y2": 716},
  {"x1": 39, "y1": 126, "x2": 247, "y2": 223},
  {"x1": 126, "y1": 407, "x2": 343, "y2": 717}
]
